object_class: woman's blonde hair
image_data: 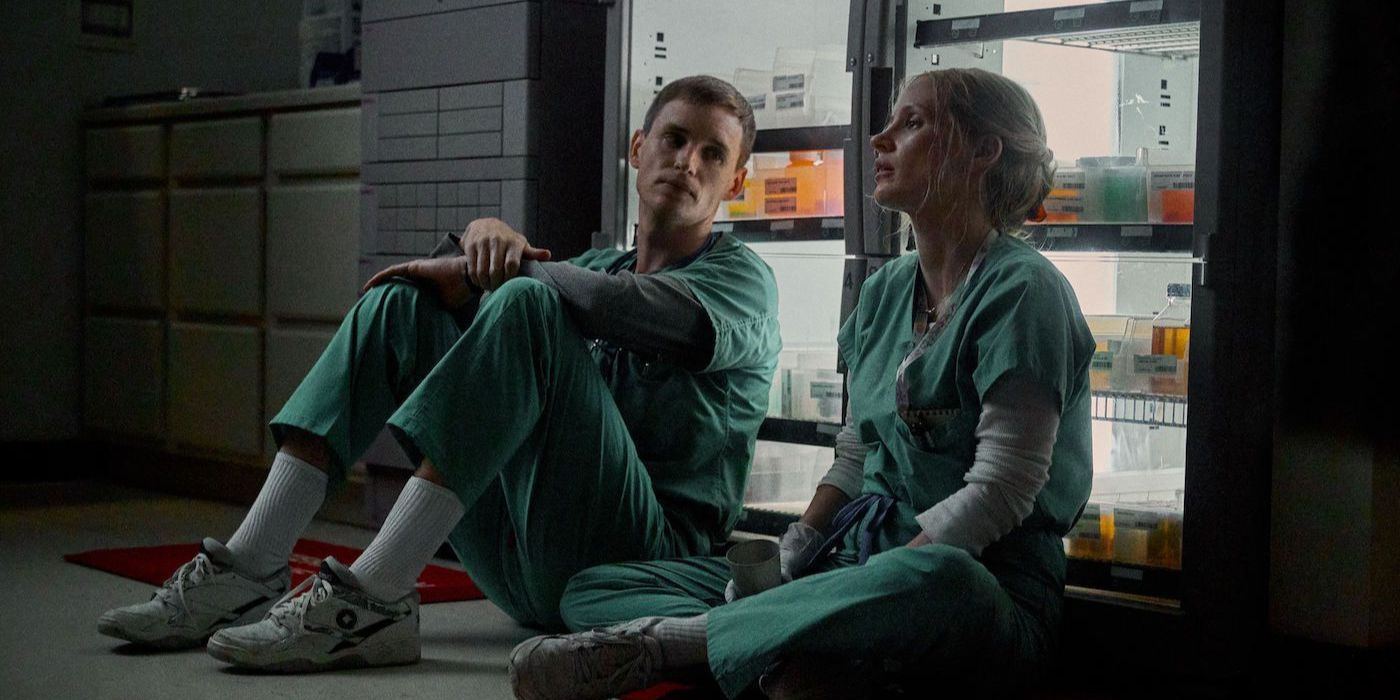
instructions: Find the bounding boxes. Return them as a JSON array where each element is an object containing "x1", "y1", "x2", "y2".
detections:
[{"x1": 900, "y1": 68, "x2": 1054, "y2": 236}]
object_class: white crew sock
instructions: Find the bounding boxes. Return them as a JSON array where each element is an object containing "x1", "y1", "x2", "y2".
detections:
[
  {"x1": 349, "y1": 477, "x2": 466, "y2": 602},
  {"x1": 225, "y1": 451, "x2": 329, "y2": 577},
  {"x1": 632, "y1": 614, "x2": 709, "y2": 669}
]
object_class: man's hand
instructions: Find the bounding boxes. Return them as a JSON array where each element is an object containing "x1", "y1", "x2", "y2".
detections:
[
  {"x1": 460, "y1": 218, "x2": 552, "y2": 291},
  {"x1": 361, "y1": 256, "x2": 478, "y2": 310},
  {"x1": 906, "y1": 531, "x2": 933, "y2": 548}
]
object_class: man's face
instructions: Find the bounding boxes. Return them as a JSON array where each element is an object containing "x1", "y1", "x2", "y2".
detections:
[{"x1": 630, "y1": 99, "x2": 747, "y2": 229}]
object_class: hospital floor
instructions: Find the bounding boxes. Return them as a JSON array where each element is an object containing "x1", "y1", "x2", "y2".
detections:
[
  {"x1": 0, "y1": 479, "x2": 533, "y2": 700},
  {"x1": 4, "y1": 479, "x2": 1391, "y2": 700}
]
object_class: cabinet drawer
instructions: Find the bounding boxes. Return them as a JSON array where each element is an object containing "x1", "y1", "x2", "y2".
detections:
[
  {"x1": 267, "y1": 184, "x2": 360, "y2": 319},
  {"x1": 87, "y1": 125, "x2": 165, "y2": 181},
  {"x1": 269, "y1": 108, "x2": 361, "y2": 175},
  {"x1": 171, "y1": 117, "x2": 262, "y2": 179},
  {"x1": 169, "y1": 323, "x2": 262, "y2": 455},
  {"x1": 84, "y1": 317, "x2": 164, "y2": 437},
  {"x1": 169, "y1": 188, "x2": 261, "y2": 315},
  {"x1": 85, "y1": 191, "x2": 164, "y2": 310},
  {"x1": 265, "y1": 327, "x2": 337, "y2": 454}
]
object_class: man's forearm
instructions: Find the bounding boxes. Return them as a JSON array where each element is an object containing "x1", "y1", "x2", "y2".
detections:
[
  {"x1": 520, "y1": 260, "x2": 714, "y2": 368},
  {"x1": 433, "y1": 233, "x2": 715, "y2": 367}
]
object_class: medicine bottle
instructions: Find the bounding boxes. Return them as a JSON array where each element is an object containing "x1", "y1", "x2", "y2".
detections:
[{"x1": 1148, "y1": 283, "x2": 1191, "y2": 394}]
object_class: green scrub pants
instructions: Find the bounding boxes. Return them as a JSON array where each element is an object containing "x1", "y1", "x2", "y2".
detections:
[
  {"x1": 271, "y1": 278, "x2": 688, "y2": 629},
  {"x1": 559, "y1": 508, "x2": 1064, "y2": 698}
]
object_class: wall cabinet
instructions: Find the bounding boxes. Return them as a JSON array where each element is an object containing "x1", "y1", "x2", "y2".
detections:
[{"x1": 83, "y1": 86, "x2": 361, "y2": 463}]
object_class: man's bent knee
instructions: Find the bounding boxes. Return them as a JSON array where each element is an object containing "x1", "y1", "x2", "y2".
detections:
[
  {"x1": 355, "y1": 278, "x2": 429, "y2": 319},
  {"x1": 476, "y1": 277, "x2": 565, "y2": 330}
]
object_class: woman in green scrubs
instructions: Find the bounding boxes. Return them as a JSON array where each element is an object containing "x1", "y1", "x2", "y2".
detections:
[{"x1": 509, "y1": 67, "x2": 1096, "y2": 700}]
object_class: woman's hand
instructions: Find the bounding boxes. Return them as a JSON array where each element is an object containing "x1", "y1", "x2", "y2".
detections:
[
  {"x1": 724, "y1": 522, "x2": 828, "y2": 602},
  {"x1": 460, "y1": 218, "x2": 552, "y2": 291},
  {"x1": 906, "y1": 531, "x2": 933, "y2": 548},
  {"x1": 361, "y1": 256, "x2": 478, "y2": 310}
]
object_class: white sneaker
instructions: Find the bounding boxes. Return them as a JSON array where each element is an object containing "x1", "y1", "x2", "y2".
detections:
[
  {"x1": 509, "y1": 620, "x2": 664, "y2": 700},
  {"x1": 205, "y1": 556, "x2": 419, "y2": 672},
  {"x1": 97, "y1": 538, "x2": 289, "y2": 649}
]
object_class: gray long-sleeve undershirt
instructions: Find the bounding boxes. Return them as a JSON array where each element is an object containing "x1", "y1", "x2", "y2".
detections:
[
  {"x1": 431, "y1": 234, "x2": 715, "y2": 369},
  {"x1": 519, "y1": 260, "x2": 715, "y2": 369}
]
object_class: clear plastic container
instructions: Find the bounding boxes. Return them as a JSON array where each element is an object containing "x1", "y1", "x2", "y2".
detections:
[
  {"x1": 1110, "y1": 316, "x2": 1154, "y2": 393},
  {"x1": 1085, "y1": 315, "x2": 1133, "y2": 391},
  {"x1": 1065, "y1": 502, "x2": 1115, "y2": 561},
  {"x1": 1145, "y1": 283, "x2": 1191, "y2": 395},
  {"x1": 733, "y1": 68, "x2": 774, "y2": 129},
  {"x1": 1042, "y1": 167, "x2": 1087, "y2": 223},
  {"x1": 1112, "y1": 506, "x2": 1183, "y2": 570},
  {"x1": 810, "y1": 44, "x2": 851, "y2": 126},
  {"x1": 786, "y1": 351, "x2": 841, "y2": 421},
  {"x1": 772, "y1": 48, "x2": 815, "y2": 128},
  {"x1": 1078, "y1": 155, "x2": 1145, "y2": 223}
]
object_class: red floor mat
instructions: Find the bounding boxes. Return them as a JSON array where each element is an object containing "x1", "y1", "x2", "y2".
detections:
[
  {"x1": 621, "y1": 682, "x2": 697, "y2": 699},
  {"x1": 65, "y1": 539, "x2": 483, "y2": 604}
]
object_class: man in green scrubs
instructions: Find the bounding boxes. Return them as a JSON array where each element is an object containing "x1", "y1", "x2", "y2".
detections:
[{"x1": 97, "y1": 75, "x2": 781, "y2": 673}]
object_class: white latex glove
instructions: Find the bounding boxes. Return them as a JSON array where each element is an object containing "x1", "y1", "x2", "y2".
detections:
[{"x1": 724, "y1": 522, "x2": 828, "y2": 602}]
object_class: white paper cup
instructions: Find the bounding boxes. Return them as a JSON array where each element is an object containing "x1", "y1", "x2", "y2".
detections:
[{"x1": 726, "y1": 539, "x2": 781, "y2": 598}]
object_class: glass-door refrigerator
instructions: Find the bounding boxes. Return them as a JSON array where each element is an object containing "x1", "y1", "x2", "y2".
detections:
[{"x1": 601, "y1": 0, "x2": 1270, "y2": 679}]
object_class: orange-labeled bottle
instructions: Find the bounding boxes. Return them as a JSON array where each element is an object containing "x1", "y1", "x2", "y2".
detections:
[
  {"x1": 1148, "y1": 284, "x2": 1191, "y2": 395},
  {"x1": 784, "y1": 150, "x2": 824, "y2": 216}
]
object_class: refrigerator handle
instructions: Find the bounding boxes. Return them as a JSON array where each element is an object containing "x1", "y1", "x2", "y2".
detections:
[{"x1": 1194, "y1": 229, "x2": 1211, "y2": 288}]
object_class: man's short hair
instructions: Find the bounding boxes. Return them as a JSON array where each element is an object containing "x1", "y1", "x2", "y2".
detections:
[{"x1": 641, "y1": 75, "x2": 758, "y2": 167}]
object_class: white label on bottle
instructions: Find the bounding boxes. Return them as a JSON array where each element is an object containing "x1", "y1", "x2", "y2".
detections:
[
  {"x1": 765, "y1": 178, "x2": 797, "y2": 196},
  {"x1": 775, "y1": 92, "x2": 805, "y2": 110},
  {"x1": 1072, "y1": 508, "x2": 1101, "y2": 540},
  {"x1": 1134, "y1": 354, "x2": 1178, "y2": 375},
  {"x1": 1151, "y1": 170, "x2": 1195, "y2": 191},
  {"x1": 1115, "y1": 509, "x2": 1157, "y2": 531},
  {"x1": 773, "y1": 74, "x2": 805, "y2": 91},
  {"x1": 765, "y1": 198, "x2": 797, "y2": 215}
]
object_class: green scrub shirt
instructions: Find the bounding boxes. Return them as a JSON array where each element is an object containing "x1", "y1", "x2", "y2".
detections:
[
  {"x1": 570, "y1": 233, "x2": 783, "y2": 553},
  {"x1": 839, "y1": 233, "x2": 1095, "y2": 545}
]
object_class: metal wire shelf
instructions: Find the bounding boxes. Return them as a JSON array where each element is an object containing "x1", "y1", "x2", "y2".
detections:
[
  {"x1": 1029, "y1": 22, "x2": 1200, "y2": 58},
  {"x1": 1090, "y1": 389, "x2": 1188, "y2": 427}
]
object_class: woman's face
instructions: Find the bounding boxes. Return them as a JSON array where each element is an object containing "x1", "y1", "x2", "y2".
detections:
[{"x1": 869, "y1": 77, "x2": 956, "y2": 215}]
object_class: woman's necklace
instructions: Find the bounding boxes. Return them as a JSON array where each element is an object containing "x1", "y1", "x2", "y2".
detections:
[{"x1": 914, "y1": 228, "x2": 997, "y2": 330}]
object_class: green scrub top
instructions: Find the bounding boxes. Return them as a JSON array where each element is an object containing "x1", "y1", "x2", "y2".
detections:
[
  {"x1": 837, "y1": 234, "x2": 1095, "y2": 546},
  {"x1": 569, "y1": 232, "x2": 782, "y2": 553}
]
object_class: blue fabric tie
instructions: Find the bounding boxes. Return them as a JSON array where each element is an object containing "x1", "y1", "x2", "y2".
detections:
[{"x1": 817, "y1": 493, "x2": 896, "y2": 566}]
